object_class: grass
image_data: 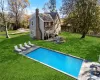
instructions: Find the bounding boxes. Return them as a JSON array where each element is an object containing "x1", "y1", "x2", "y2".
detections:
[
  {"x1": 0, "y1": 30, "x2": 17, "y2": 35},
  {"x1": 0, "y1": 32, "x2": 100, "y2": 80}
]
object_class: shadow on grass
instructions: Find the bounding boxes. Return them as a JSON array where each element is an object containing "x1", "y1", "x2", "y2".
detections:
[
  {"x1": 0, "y1": 34, "x2": 32, "y2": 63},
  {"x1": 84, "y1": 44, "x2": 100, "y2": 62},
  {"x1": 58, "y1": 36, "x2": 100, "y2": 62}
]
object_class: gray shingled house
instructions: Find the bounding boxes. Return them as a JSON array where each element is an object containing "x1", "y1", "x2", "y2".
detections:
[{"x1": 29, "y1": 9, "x2": 61, "y2": 40}]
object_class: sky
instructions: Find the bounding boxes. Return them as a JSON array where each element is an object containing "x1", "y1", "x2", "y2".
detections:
[{"x1": 26, "y1": 0, "x2": 62, "y2": 15}]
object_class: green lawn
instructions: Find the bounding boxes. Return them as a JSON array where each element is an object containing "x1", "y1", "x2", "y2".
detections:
[
  {"x1": 0, "y1": 30, "x2": 17, "y2": 34},
  {"x1": 0, "y1": 32, "x2": 100, "y2": 80}
]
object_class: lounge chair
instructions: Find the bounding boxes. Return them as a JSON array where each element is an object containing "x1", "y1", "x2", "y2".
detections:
[
  {"x1": 14, "y1": 45, "x2": 22, "y2": 52},
  {"x1": 19, "y1": 44, "x2": 27, "y2": 50},
  {"x1": 90, "y1": 64, "x2": 100, "y2": 77},
  {"x1": 88, "y1": 76, "x2": 98, "y2": 80},
  {"x1": 28, "y1": 41, "x2": 34, "y2": 47},
  {"x1": 24, "y1": 42, "x2": 31, "y2": 48}
]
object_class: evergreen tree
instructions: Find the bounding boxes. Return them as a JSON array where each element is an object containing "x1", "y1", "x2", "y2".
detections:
[{"x1": 49, "y1": 0, "x2": 56, "y2": 12}]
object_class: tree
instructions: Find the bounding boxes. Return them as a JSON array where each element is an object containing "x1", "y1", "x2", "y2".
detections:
[
  {"x1": 90, "y1": 6, "x2": 100, "y2": 35},
  {"x1": 43, "y1": 0, "x2": 56, "y2": 13},
  {"x1": 49, "y1": 0, "x2": 56, "y2": 12},
  {"x1": 42, "y1": 3, "x2": 49, "y2": 13},
  {"x1": 8, "y1": 0, "x2": 29, "y2": 30},
  {"x1": 20, "y1": 14, "x2": 30, "y2": 28},
  {"x1": 0, "y1": 0, "x2": 10, "y2": 38},
  {"x1": 61, "y1": 0, "x2": 100, "y2": 38}
]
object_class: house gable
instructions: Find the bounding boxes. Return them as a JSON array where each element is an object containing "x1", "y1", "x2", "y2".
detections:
[{"x1": 39, "y1": 13, "x2": 53, "y2": 22}]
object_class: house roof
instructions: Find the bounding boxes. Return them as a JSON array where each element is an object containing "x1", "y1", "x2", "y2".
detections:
[
  {"x1": 39, "y1": 13, "x2": 53, "y2": 22},
  {"x1": 47, "y1": 12, "x2": 58, "y2": 20},
  {"x1": 39, "y1": 12, "x2": 60, "y2": 22}
]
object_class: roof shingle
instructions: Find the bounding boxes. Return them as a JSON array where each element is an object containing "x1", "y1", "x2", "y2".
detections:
[{"x1": 39, "y1": 13, "x2": 53, "y2": 22}]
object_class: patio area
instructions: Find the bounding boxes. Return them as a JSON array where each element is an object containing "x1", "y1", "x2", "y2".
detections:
[{"x1": 78, "y1": 61, "x2": 100, "y2": 80}]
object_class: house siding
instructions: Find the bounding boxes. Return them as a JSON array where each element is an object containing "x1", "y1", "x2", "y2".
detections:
[
  {"x1": 54, "y1": 15, "x2": 61, "y2": 35},
  {"x1": 39, "y1": 17, "x2": 44, "y2": 40},
  {"x1": 29, "y1": 13, "x2": 36, "y2": 38}
]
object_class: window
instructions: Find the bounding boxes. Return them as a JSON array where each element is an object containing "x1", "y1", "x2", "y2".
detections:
[
  {"x1": 45, "y1": 22, "x2": 48, "y2": 27},
  {"x1": 32, "y1": 21, "x2": 33, "y2": 25},
  {"x1": 51, "y1": 22, "x2": 53, "y2": 26}
]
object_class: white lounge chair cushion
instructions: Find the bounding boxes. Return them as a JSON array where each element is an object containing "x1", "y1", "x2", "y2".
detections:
[
  {"x1": 19, "y1": 44, "x2": 26, "y2": 50},
  {"x1": 14, "y1": 46, "x2": 22, "y2": 52},
  {"x1": 24, "y1": 43, "x2": 31, "y2": 48},
  {"x1": 28, "y1": 41, "x2": 34, "y2": 46}
]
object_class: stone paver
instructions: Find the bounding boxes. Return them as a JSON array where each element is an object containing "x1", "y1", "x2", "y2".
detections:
[{"x1": 78, "y1": 61, "x2": 100, "y2": 80}]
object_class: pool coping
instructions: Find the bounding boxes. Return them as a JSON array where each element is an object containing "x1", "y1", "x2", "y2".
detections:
[{"x1": 19, "y1": 46, "x2": 85, "y2": 80}]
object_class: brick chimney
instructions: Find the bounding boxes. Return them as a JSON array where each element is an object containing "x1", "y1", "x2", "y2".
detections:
[{"x1": 36, "y1": 8, "x2": 42, "y2": 40}]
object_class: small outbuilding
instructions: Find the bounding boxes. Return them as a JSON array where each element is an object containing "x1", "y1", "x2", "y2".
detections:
[{"x1": 29, "y1": 9, "x2": 61, "y2": 40}]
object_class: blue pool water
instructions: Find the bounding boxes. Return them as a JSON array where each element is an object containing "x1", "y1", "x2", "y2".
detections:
[{"x1": 26, "y1": 48, "x2": 83, "y2": 78}]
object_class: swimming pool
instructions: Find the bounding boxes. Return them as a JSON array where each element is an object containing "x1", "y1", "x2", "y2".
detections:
[{"x1": 25, "y1": 48, "x2": 83, "y2": 79}]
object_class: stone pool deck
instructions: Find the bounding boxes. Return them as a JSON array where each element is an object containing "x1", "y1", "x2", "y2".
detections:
[
  {"x1": 22, "y1": 46, "x2": 40, "y2": 55},
  {"x1": 78, "y1": 61, "x2": 100, "y2": 80}
]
